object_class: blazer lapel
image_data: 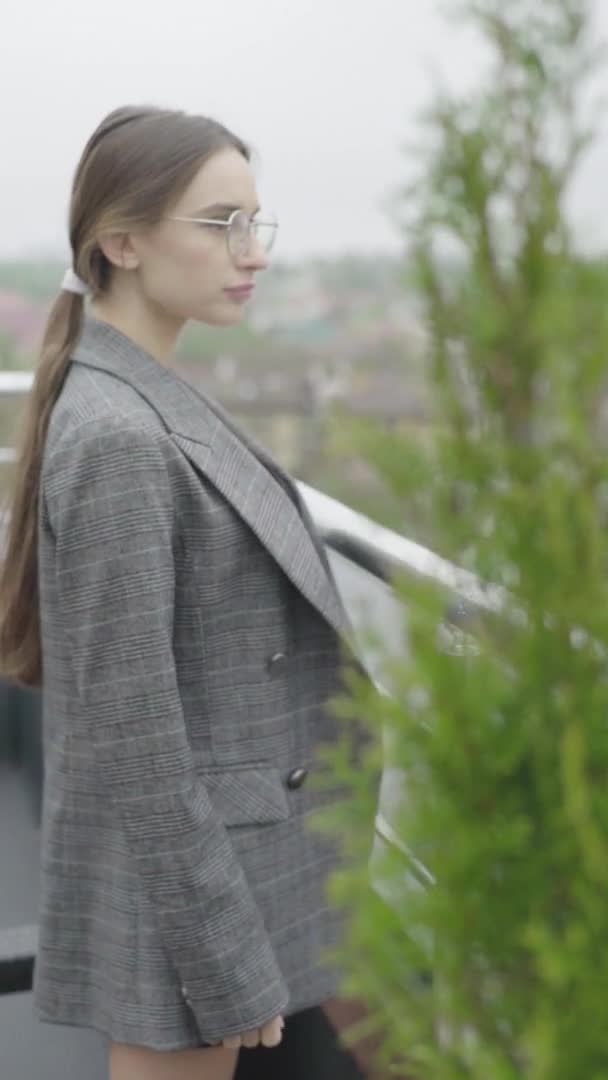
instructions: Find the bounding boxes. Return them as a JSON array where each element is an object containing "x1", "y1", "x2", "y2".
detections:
[
  {"x1": 183, "y1": 378, "x2": 349, "y2": 601},
  {"x1": 172, "y1": 428, "x2": 349, "y2": 641},
  {"x1": 72, "y1": 316, "x2": 353, "y2": 645}
]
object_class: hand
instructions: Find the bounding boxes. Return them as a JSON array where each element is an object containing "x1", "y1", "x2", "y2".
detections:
[{"x1": 220, "y1": 1014, "x2": 284, "y2": 1050}]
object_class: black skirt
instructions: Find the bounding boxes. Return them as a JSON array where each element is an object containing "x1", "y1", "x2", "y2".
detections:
[{"x1": 234, "y1": 1004, "x2": 364, "y2": 1080}]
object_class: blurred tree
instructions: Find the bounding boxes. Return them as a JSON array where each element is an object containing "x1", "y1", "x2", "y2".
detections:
[{"x1": 315, "y1": 2, "x2": 608, "y2": 1078}]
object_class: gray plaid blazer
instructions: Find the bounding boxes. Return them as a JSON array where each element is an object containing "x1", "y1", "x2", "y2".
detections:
[{"x1": 33, "y1": 316, "x2": 364, "y2": 1051}]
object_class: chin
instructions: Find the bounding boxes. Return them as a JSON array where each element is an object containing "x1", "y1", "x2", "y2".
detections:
[{"x1": 196, "y1": 306, "x2": 246, "y2": 328}]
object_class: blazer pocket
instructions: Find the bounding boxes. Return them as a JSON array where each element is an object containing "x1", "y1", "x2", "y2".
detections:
[{"x1": 199, "y1": 765, "x2": 290, "y2": 826}]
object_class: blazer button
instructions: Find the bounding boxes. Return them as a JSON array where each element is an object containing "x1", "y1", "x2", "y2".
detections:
[
  {"x1": 267, "y1": 651, "x2": 287, "y2": 675},
  {"x1": 286, "y1": 767, "x2": 308, "y2": 790},
  {"x1": 181, "y1": 985, "x2": 192, "y2": 1006}
]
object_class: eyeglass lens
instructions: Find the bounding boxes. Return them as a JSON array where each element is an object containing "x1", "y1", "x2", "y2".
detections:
[{"x1": 228, "y1": 210, "x2": 277, "y2": 257}]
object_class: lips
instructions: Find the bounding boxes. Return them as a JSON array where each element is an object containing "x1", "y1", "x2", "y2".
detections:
[{"x1": 224, "y1": 284, "x2": 255, "y2": 298}]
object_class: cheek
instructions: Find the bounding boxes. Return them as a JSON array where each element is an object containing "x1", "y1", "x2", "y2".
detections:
[
  {"x1": 138, "y1": 232, "x2": 234, "y2": 317},
  {"x1": 145, "y1": 232, "x2": 219, "y2": 279},
  {"x1": 173, "y1": 238, "x2": 231, "y2": 296}
]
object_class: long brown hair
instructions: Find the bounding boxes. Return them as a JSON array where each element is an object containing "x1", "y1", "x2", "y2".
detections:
[{"x1": 0, "y1": 105, "x2": 249, "y2": 687}]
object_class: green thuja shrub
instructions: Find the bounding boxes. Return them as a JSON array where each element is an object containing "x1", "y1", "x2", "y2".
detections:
[{"x1": 317, "y1": 3, "x2": 608, "y2": 1077}]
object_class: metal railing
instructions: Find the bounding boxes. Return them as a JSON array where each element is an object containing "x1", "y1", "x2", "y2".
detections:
[
  {"x1": 0, "y1": 372, "x2": 37, "y2": 395},
  {"x1": 0, "y1": 370, "x2": 490, "y2": 998}
]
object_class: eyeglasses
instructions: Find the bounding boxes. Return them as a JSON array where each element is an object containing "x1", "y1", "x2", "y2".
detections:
[{"x1": 165, "y1": 208, "x2": 278, "y2": 260}]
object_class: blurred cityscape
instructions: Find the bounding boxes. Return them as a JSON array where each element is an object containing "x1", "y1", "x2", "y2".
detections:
[{"x1": 0, "y1": 254, "x2": 434, "y2": 536}]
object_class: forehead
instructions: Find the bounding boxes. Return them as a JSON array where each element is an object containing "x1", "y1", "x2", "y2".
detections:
[{"x1": 176, "y1": 147, "x2": 259, "y2": 212}]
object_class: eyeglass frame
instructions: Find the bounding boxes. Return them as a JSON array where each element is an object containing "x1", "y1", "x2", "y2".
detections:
[{"x1": 164, "y1": 207, "x2": 278, "y2": 259}]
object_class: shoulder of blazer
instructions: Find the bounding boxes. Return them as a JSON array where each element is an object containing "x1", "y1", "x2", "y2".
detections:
[
  {"x1": 69, "y1": 316, "x2": 214, "y2": 448},
  {"x1": 66, "y1": 316, "x2": 356, "y2": 646}
]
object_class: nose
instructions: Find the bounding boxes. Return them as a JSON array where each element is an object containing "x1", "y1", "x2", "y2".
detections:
[{"x1": 236, "y1": 232, "x2": 270, "y2": 272}]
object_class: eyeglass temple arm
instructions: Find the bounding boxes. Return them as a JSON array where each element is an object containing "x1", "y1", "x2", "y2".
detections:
[{"x1": 167, "y1": 215, "x2": 277, "y2": 228}]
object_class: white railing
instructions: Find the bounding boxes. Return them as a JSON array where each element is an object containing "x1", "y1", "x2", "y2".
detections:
[
  {"x1": 298, "y1": 481, "x2": 504, "y2": 615},
  {"x1": 0, "y1": 372, "x2": 37, "y2": 395}
]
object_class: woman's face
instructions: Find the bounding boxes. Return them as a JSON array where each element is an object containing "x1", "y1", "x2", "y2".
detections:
[{"x1": 127, "y1": 147, "x2": 271, "y2": 327}]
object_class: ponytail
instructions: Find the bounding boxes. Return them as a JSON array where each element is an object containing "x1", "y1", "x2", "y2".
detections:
[{"x1": 0, "y1": 290, "x2": 84, "y2": 687}]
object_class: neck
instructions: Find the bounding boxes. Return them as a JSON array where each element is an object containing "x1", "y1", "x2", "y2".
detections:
[{"x1": 89, "y1": 288, "x2": 185, "y2": 365}]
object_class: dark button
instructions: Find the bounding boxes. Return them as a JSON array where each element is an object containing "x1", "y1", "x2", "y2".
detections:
[
  {"x1": 267, "y1": 651, "x2": 287, "y2": 675},
  {"x1": 286, "y1": 766, "x2": 308, "y2": 790}
]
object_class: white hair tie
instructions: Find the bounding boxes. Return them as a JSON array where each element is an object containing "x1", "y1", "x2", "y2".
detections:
[{"x1": 61, "y1": 268, "x2": 91, "y2": 296}]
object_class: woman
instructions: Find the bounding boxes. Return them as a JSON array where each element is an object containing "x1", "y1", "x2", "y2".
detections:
[{"x1": 0, "y1": 106, "x2": 369, "y2": 1079}]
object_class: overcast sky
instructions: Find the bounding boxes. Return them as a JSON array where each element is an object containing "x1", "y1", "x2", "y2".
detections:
[{"x1": 1, "y1": 0, "x2": 607, "y2": 262}]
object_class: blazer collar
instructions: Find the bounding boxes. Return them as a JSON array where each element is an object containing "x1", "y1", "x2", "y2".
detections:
[{"x1": 72, "y1": 316, "x2": 354, "y2": 645}]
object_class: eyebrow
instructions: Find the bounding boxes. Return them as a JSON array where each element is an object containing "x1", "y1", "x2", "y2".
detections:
[{"x1": 190, "y1": 202, "x2": 261, "y2": 217}]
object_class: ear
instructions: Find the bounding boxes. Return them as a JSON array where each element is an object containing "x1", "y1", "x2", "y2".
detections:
[{"x1": 96, "y1": 231, "x2": 140, "y2": 272}]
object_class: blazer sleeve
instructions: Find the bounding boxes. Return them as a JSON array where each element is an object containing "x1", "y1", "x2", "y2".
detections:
[{"x1": 42, "y1": 415, "x2": 289, "y2": 1043}]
